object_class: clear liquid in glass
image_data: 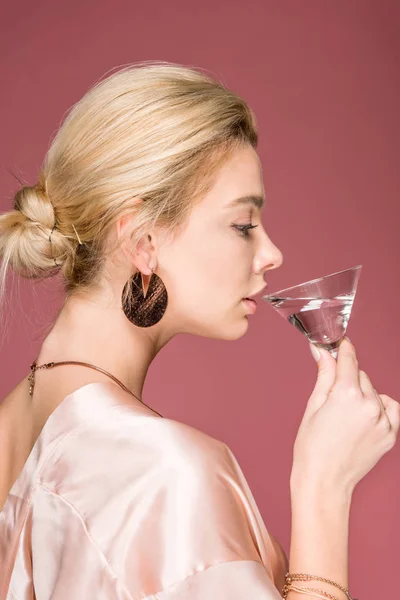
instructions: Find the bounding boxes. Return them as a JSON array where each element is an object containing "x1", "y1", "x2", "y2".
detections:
[
  {"x1": 263, "y1": 265, "x2": 362, "y2": 359},
  {"x1": 267, "y1": 293, "x2": 355, "y2": 355}
]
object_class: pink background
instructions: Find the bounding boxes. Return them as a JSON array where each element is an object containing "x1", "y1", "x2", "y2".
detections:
[{"x1": 1, "y1": 1, "x2": 399, "y2": 598}]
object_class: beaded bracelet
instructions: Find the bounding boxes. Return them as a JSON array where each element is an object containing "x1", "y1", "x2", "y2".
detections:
[{"x1": 282, "y1": 572, "x2": 358, "y2": 600}]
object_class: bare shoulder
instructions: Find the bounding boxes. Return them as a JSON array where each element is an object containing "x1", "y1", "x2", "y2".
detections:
[
  {"x1": 0, "y1": 377, "x2": 34, "y2": 508},
  {"x1": 0, "y1": 375, "x2": 34, "y2": 448}
]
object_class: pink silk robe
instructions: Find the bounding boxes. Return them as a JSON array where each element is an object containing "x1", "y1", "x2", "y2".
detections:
[{"x1": 0, "y1": 381, "x2": 287, "y2": 599}]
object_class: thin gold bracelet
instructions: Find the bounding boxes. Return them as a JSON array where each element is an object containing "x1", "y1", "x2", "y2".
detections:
[
  {"x1": 283, "y1": 583, "x2": 345, "y2": 600},
  {"x1": 282, "y1": 573, "x2": 358, "y2": 600}
]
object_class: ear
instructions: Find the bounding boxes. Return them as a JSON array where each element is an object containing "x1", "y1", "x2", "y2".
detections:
[{"x1": 116, "y1": 213, "x2": 157, "y2": 275}]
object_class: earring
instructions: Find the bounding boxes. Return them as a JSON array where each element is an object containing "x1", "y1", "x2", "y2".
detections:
[{"x1": 121, "y1": 268, "x2": 168, "y2": 327}]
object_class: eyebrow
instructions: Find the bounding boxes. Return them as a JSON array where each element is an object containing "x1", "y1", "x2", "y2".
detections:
[{"x1": 226, "y1": 195, "x2": 265, "y2": 210}]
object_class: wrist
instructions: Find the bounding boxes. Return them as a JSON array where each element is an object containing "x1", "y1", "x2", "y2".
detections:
[{"x1": 289, "y1": 471, "x2": 354, "y2": 506}]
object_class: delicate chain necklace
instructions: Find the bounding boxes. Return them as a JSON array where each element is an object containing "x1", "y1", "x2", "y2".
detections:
[{"x1": 28, "y1": 359, "x2": 163, "y2": 418}]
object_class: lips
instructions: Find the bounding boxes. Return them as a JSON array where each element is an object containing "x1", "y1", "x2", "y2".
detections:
[{"x1": 242, "y1": 297, "x2": 257, "y2": 313}]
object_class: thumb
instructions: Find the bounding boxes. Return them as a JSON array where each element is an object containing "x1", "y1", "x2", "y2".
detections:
[{"x1": 304, "y1": 342, "x2": 337, "y2": 415}]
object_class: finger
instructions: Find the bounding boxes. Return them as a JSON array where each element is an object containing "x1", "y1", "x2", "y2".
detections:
[
  {"x1": 359, "y1": 371, "x2": 391, "y2": 427},
  {"x1": 358, "y1": 369, "x2": 376, "y2": 397},
  {"x1": 378, "y1": 393, "x2": 389, "y2": 410},
  {"x1": 382, "y1": 395, "x2": 400, "y2": 437},
  {"x1": 305, "y1": 345, "x2": 337, "y2": 415},
  {"x1": 335, "y1": 337, "x2": 360, "y2": 390},
  {"x1": 373, "y1": 388, "x2": 387, "y2": 413},
  {"x1": 359, "y1": 371, "x2": 382, "y2": 406}
]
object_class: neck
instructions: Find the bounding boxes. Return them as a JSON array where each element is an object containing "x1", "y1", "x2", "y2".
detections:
[{"x1": 36, "y1": 291, "x2": 176, "y2": 400}]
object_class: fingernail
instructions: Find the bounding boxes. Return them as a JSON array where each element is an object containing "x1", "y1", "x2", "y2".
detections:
[{"x1": 309, "y1": 343, "x2": 320, "y2": 362}]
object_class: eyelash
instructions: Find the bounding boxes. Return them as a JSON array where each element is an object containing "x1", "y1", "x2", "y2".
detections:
[{"x1": 232, "y1": 223, "x2": 259, "y2": 238}]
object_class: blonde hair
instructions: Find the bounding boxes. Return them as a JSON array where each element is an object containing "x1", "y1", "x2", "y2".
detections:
[{"x1": 0, "y1": 60, "x2": 258, "y2": 317}]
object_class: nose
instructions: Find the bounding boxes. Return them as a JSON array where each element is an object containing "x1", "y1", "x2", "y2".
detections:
[{"x1": 254, "y1": 236, "x2": 284, "y2": 274}]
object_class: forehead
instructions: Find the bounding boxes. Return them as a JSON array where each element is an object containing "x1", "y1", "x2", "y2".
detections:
[{"x1": 201, "y1": 145, "x2": 265, "y2": 211}]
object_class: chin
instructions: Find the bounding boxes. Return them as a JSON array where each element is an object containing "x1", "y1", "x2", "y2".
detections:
[{"x1": 211, "y1": 317, "x2": 250, "y2": 341}]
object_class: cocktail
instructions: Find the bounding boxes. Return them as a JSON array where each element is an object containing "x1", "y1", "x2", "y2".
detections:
[{"x1": 262, "y1": 265, "x2": 362, "y2": 359}]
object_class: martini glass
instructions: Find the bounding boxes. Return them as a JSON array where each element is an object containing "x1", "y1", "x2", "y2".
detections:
[{"x1": 262, "y1": 265, "x2": 362, "y2": 359}]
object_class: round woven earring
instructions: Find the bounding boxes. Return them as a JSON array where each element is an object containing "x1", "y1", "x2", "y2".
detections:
[{"x1": 121, "y1": 268, "x2": 168, "y2": 327}]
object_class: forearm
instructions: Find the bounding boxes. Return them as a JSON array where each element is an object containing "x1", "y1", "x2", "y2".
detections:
[{"x1": 287, "y1": 475, "x2": 353, "y2": 600}]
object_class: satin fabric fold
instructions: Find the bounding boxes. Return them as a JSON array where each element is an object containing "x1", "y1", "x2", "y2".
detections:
[
  {"x1": 0, "y1": 381, "x2": 286, "y2": 599},
  {"x1": 150, "y1": 560, "x2": 282, "y2": 599}
]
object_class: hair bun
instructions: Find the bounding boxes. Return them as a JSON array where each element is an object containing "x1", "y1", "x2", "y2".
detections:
[
  {"x1": 0, "y1": 179, "x2": 65, "y2": 280},
  {"x1": 13, "y1": 181, "x2": 55, "y2": 228}
]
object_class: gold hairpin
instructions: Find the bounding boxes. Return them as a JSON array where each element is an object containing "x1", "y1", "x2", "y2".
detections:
[{"x1": 71, "y1": 223, "x2": 82, "y2": 245}]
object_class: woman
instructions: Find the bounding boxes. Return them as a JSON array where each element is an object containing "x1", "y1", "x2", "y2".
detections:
[{"x1": 0, "y1": 61, "x2": 398, "y2": 600}]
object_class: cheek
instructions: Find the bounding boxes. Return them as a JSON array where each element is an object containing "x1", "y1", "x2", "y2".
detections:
[
  {"x1": 190, "y1": 231, "x2": 238, "y2": 284},
  {"x1": 181, "y1": 239, "x2": 251, "y2": 311},
  {"x1": 161, "y1": 223, "x2": 253, "y2": 316}
]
